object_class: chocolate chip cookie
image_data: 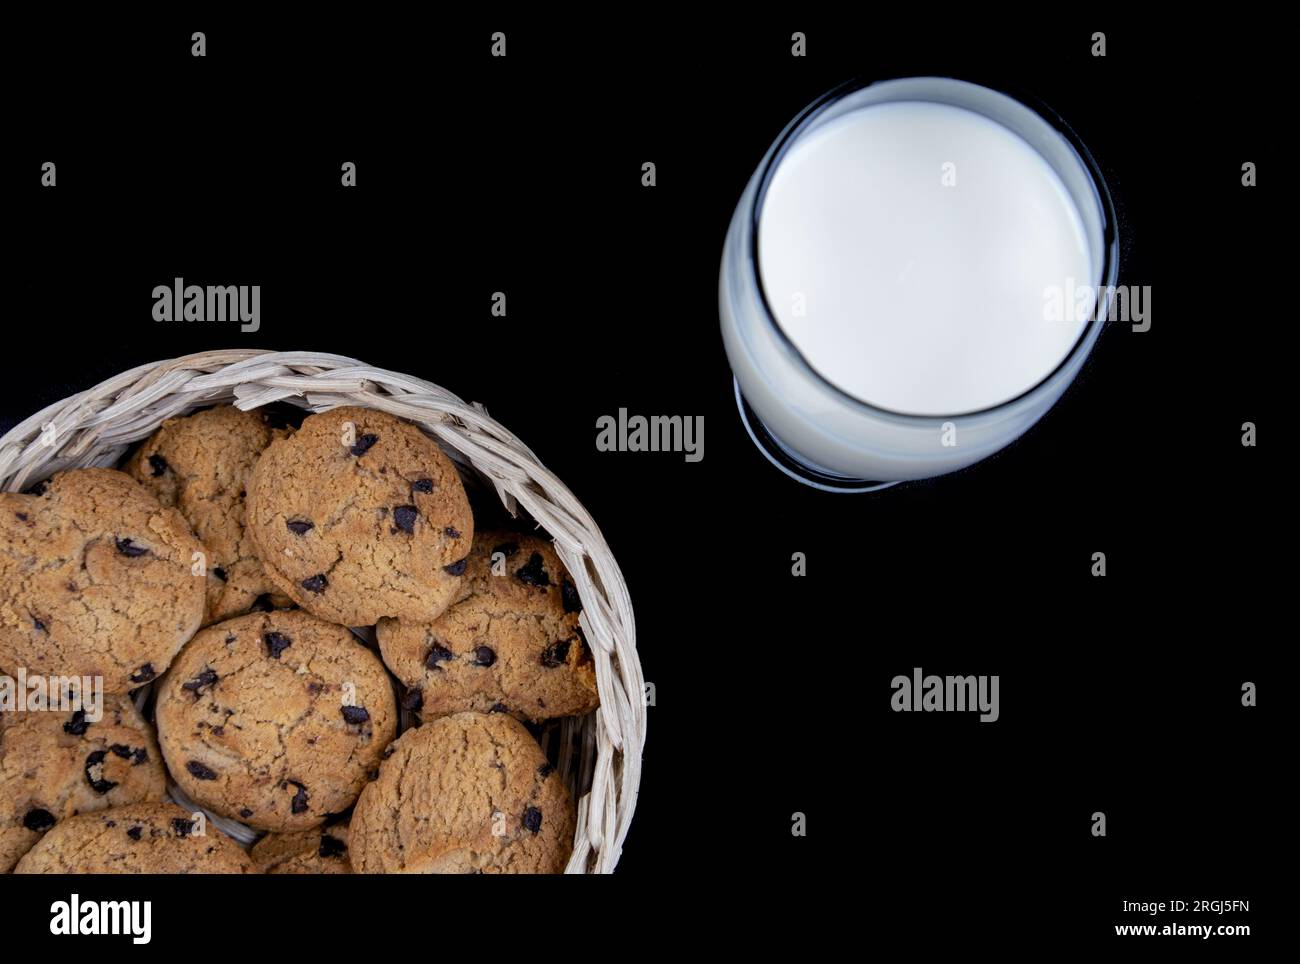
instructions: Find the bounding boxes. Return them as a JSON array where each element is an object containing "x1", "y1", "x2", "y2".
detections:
[
  {"x1": 0, "y1": 694, "x2": 167, "y2": 872},
  {"x1": 155, "y1": 609, "x2": 397, "y2": 832},
  {"x1": 250, "y1": 820, "x2": 352, "y2": 874},
  {"x1": 350, "y1": 711, "x2": 574, "y2": 874},
  {"x1": 13, "y1": 802, "x2": 256, "y2": 873},
  {"x1": 125, "y1": 404, "x2": 289, "y2": 625},
  {"x1": 245, "y1": 406, "x2": 473, "y2": 627},
  {"x1": 377, "y1": 532, "x2": 598, "y2": 722},
  {"x1": 0, "y1": 468, "x2": 206, "y2": 693}
]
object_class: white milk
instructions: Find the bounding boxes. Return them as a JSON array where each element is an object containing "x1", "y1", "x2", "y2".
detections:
[{"x1": 757, "y1": 100, "x2": 1093, "y2": 416}]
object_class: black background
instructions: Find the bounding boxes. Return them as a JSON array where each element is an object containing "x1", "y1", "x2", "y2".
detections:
[{"x1": 3, "y1": 13, "x2": 1279, "y2": 949}]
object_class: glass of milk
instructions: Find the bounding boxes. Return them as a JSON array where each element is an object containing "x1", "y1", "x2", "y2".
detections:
[{"x1": 719, "y1": 76, "x2": 1119, "y2": 491}]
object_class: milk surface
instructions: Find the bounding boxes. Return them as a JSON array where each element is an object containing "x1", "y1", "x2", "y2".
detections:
[{"x1": 758, "y1": 100, "x2": 1093, "y2": 416}]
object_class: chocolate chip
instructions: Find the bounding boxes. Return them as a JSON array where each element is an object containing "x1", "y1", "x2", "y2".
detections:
[
  {"x1": 148, "y1": 454, "x2": 169, "y2": 477},
  {"x1": 444, "y1": 558, "x2": 468, "y2": 576},
  {"x1": 393, "y1": 505, "x2": 418, "y2": 534},
  {"x1": 186, "y1": 761, "x2": 218, "y2": 781},
  {"x1": 109, "y1": 745, "x2": 148, "y2": 766},
  {"x1": 411, "y1": 478, "x2": 434, "y2": 494},
  {"x1": 402, "y1": 688, "x2": 424, "y2": 713},
  {"x1": 286, "y1": 519, "x2": 314, "y2": 535},
  {"x1": 287, "y1": 781, "x2": 309, "y2": 814},
  {"x1": 26, "y1": 480, "x2": 50, "y2": 496},
  {"x1": 15, "y1": 512, "x2": 28, "y2": 522},
  {"x1": 252, "y1": 594, "x2": 276, "y2": 612},
  {"x1": 23, "y1": 808, "x2": 55, "y2": 832},
  {"x1": 212, "y1": 566, "x2": 228, "y2": 582},
  {"x1": 489, "y1": 703, "x2": 509, "y2": 713},
  {"x1": 561, "y1": 578, "x2": 582, "y2": 613},
  {"x1": 538, "y1": 762, "x2": 555, "y2": 778},
  {"x1": 444, "y1": 526, "x2": 461, "y2": 538},
  {"x1": 425, "y1": 642, "x2": 453, "y2": 668},
  {"x1": 341, "y1": 705, "x2": 370, "y2": 725},
  {"x1": 493, "y1": 541, "x2": 519, "y2": 557},
  {"x1": 126, "y1": 826, "x2": 143, "y2": 841},
  {"x1": 522, "y1": 807, "x2": 543, "y2": 833},
  {"x1": 63, "y1": 710, "x2": 90, "y2": 736},
  {"x1": 319, "y1": 835, "x2": 348, "y2": 859},
  {"x1": 130, "y1": 664, "x2": 156, "y2": 684},
  {"x1": 350, "y1": 434, "x2": 379, "y2": 456},
  {"x1": 472, "y1": 646, "x2": 497, "y2": 667},
  {"x1": 541, "y1": 639, "x2": 571, "y2": 668},
  {"x1": 240, "y1": 808, "x2": 253, "y2": 819},
  {"x1": 301, "y1": 574, "x2": 328, "y2": 594},
  {"x1": 84, "y1": 751, "x2": 117, "y2": 793},
  {"x1": 264, "y1": 632, "x2": 292, "y2": 658},
  {"x1": 515, "y1": 553, "x2": 550, "y2": 587},
  {"x1": 182, "y1": 667, "x2": 220, "y2": 696},
  {"x1": 32, "y1": 617, "x2": 46, "y2": 632},
  {"x1": 172, "y1": 818, "x2": 196, "y2": 837},
  {"x1": 115, "y1": 537, "x2": 149, "y2": 558}
]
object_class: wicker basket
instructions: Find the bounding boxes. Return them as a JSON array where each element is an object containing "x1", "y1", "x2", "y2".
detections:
[{"x1": 0, "y1": 349, "x2": 645, "y2": 874}]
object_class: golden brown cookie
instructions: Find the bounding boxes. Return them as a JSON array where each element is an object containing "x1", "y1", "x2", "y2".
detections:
[
  {"x1": 155, "y1": 610, "x2": 397, "y2": 832},
  {"x1": 14, "y1": 802, "x2": 256, "y2": 873},
  {"x1": 0, "y1": 468, "x2": 206, "y2": 693},
  {"x1": 377, "y1": 531, "x2": 598, "y2": 722},
  {"x1": 0, "y1": 694, "x2": 167, "y2": 872},
  {"x1": 245, "y1": 406, "x2": 473, "y2": 627},
  {"x1": 250, "y1": 820, "x2": 352, "y2": 874},
  {"x1": 125, "y1": 405, "x2": 289, "y2": 624},
  {"x1": 350, "y1": 712, "x2": 574, "y2": 874}
]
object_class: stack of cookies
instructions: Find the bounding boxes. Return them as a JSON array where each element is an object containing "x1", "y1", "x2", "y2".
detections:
[{"x1": 0, "y1": 405, "x2": 599, "y2": 874}]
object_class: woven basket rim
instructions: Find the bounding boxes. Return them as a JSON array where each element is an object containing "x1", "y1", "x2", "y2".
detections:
[{"x1": 0, "y1": 348, "x2": 645, "y2": 874}]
